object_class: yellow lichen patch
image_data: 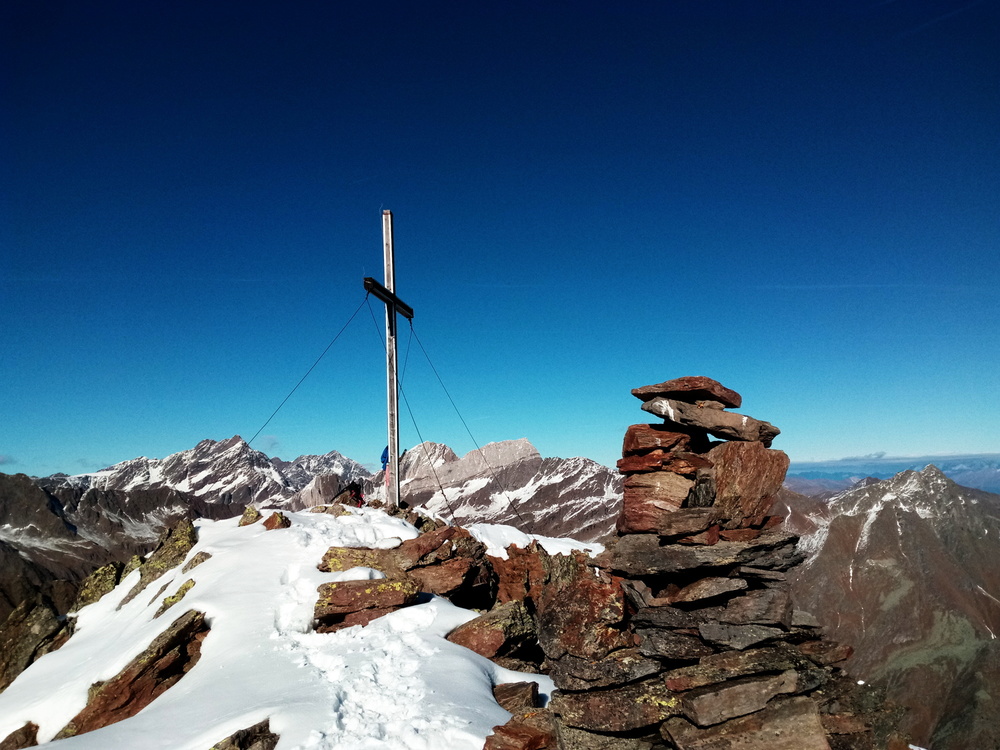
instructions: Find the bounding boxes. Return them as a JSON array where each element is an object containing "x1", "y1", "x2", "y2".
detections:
[{"x1": 154, "y1": 579, "x2": 196, "y2": 619}]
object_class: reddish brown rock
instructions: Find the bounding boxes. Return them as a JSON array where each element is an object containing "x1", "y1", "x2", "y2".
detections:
[
  {"x1": 407, "y1": 557, "x2": 474, "y2": 597},
  {"x1": 484, "y1": 710, "x2": 558, "y2": 750},
  {"x1": 536, "y1": 566, "x2": 632, "y2": 661},
  {"x1": 313, "y1": 578, "x2": 419, "y2": 632},
  {"x1": 0, "y1": 722, "x2": 38, "y2": 750},
  {"x1": 550, "y1": 677, "x2": 681, "y2": 732},
  {"x1": 493, "y1": 681, "x2": 541, "y2": 713},
  {"x1": 718, "y1": 528, "x2": 762, "y2": 542},
  {"x1": 622, "y1": 424, "x2": 692, "y2": 455},
  {"x1": 446, "y1": 600, "x2": 535, "y2": 660},
  {"x1": 662, "y1": 696, "x2": 831, "y2": 750},
  {"x1": 491, "y1": 542, "x2": 551, "y2": 604},
  {"x1": 708, "y1": 441, "x2": 790, "y2": 527},
  {"x1": 54, "y1": 609, "x2": 209, "y2": 740},
  {"x1": 617, "y1": 451, "x2": 712, "y2": 476},
  {"x1": 631, "y1": 377, "x2": 743, "y2": 409},
  {"x1": 337, "y1": 607, "x2": 401, "y2": 629},
  {"x1": 262, "y1": 511, "x2": 291, "y2": 530},
  {"x1": 821, "y1": 713, "x2": 870, "y2": 734},
  {"x1": 617, "y1": 472, "x2": 694, "y2": 534},
  {"x1": 641, "y1": 398, "x2": 780, "y2": 446},
  {"x1": 681, "y1": 670, "x2": 799, "y2": 727},
  {"x1": 676, "y1": 525, "x2": 721, "y2": 545}
]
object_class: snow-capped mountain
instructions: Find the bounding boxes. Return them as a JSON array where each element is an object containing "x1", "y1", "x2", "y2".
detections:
[
  {"x1": 777, "y1": 465, "x2": 1000, "y2": 750},
  {"x1": 368, "y1": 439, "x2": 623, "y2": 543},
  {"x1": 786, "y1": 452, "x2": 1000, "y2": 494},
  {"x1": 45, "y1": 436, "x2": 370, "y2": 509}
]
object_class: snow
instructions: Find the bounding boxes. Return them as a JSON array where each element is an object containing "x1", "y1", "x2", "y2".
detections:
[
  {"x1": 465, "y1": 522, "x2": 604, "y2": 560},
  {"x1": 0, "y1": 508, "x2": 559, "y2": 749}
]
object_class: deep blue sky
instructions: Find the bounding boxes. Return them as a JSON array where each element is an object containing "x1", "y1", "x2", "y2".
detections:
[{"x1": 3, "y1": 1, "x2": 998, "y2": 476}]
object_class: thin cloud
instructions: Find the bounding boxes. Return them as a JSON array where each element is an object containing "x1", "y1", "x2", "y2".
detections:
[
  {"x1": 897, "y1": 1, "x2": 983, "y2": 38},
  {"x1": 0, "y1": 454, "x2": 17, "y2": 466}
]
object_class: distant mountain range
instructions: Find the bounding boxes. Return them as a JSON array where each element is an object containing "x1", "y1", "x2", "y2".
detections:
[
  {"x1": 776, "y1": 466, "x2": 1000, "y2": 749},
  {"x1": 786, "y1": 452, "x2": 1000, "y2": 495},
  {"x1": 0, "y1": 436, "x2": 620, "y2": 623}
]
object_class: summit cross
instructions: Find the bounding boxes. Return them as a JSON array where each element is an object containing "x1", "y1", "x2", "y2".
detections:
[{"x1": 363, "y1": 210, "x2": 414, "y2": 509}]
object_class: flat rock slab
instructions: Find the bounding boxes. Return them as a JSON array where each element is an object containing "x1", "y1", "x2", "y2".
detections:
[
  {"x1": 617, "y1": 451, "x2": 712, "y2": 476},
  {"x1": 636, "y1": 628, "x2": 715, "y2": 660},
  {"x1": 641, "y1": 398, "x2": 779, "y2": 446},
  {"x1": 54, "y1": 609, "x2": 209, "y2": 740},
  {"x1": 551, "y1": 677, "x2": 682, "y2": 732},
  {"x1": 672, "y1": 576, "x2": 748, "y2": 604},
  {"x1": 549, "y1": 648, "x2": 662, "y2": 691},
  {"x1": 314, "y1": 579, "x2": 419, "y2": 617},
  {"x1": 698, "y1": 621, "x2": 785, "y2": 651},
  {"x1": 662, "y1": 696, "x2": 832, "y2": 750},
  {"x1": 663, "y1": 646, "x2": 809, "y2": 691},
  {"x1": 622, "y1": 424, "x2": 692, "y2": 455},
  {"x1": 631, "y1": 377, "x2": 742, "y2": 409},
  {"x1": 681, "y1": 670, "x2": 798, "y2": 727},
  {"x1": 718, "y1": 588, "x2": 793, "y2": 627},
  {"x1": 599, "y1": 529, "x2": 800, "y2": 576}
]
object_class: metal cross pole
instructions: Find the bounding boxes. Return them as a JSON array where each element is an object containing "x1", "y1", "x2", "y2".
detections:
[{"x1": 363, "y1": 210, "x2": 414, "y2": 509}]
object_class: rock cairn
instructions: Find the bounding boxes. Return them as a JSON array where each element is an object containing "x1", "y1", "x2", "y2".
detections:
[{"x1": 524, "y1": 376, "x2": 907, "y2": 750}]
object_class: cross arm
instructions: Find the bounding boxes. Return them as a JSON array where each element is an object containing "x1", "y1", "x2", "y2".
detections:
[{"x1": 363, "y1": 277, "x2": 414, "y2": 320}]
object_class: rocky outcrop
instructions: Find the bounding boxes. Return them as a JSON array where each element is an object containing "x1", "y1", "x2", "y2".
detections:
[
  {"x1": 119, "y1": 518, "x2": 198, "y2": 608},
  {"x1": 524, "y1": 377, "x2": 907, "y2": 750},
  {"x1": 315, "y1": 524, "x2": 498, "y2": 631},
  {"x1": 0, "y1": 722, "x2": 38, "y2": 750},
  {"x1": 0, "y1": 595, "x2": 72, "y2": 694},
  {"x1": 53, "y1": 608, "x2": 209, "y2": 740}
]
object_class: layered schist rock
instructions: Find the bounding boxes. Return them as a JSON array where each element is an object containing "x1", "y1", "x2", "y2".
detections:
[{"x1": 528, "y1": 377, "x2": 907, "y2": 750}]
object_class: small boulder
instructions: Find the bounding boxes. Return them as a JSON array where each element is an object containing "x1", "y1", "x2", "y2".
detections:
[{"x1": 262, "y1": 512, "x2": 291, "y2": 530}]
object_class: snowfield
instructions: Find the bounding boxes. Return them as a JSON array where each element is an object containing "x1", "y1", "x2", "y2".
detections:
[{"x1": 0, "y1": 508, "x2": 577, "y2": 749}]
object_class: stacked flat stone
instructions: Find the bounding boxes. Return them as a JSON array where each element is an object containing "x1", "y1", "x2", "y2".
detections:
[
  {"x1": 534, "y1": 377, "x2": 906, "y2": 750},
  {"x1": 619, "y1": 376, "x2": 788, "y2": 534}
]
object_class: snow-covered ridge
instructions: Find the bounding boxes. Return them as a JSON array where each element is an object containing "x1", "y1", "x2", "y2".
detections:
[
  {"x1": 52, "y1": 436, "x2": 371, "y2": 509},
  {"x1": 0, "y1": 508, "x2": 596, "y2": 749}
]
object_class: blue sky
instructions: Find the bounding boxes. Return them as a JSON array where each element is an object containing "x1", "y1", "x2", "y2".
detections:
[{"x1": 3, "y1": 0, "x2": 998, "y2": 476}]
